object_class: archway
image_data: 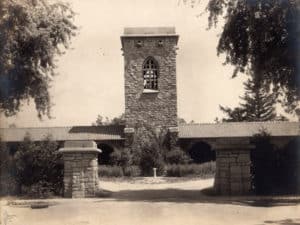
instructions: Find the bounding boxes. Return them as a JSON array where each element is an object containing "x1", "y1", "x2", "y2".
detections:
[
  {"x1": 188, "y1": 141, "x2": 215, "y2": 163},
  {"x1": 97, "y1": 143, "x2": 114, "y2": 165}
]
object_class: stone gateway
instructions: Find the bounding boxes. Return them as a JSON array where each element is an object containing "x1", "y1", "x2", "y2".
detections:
[{"x1": 1, "y1": 27, "x2": 299, "y2": 198}]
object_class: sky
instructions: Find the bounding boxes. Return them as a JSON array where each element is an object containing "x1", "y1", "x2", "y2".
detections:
[{"x1": 0, "y1": 0, "x2": 250, "y2": 128}]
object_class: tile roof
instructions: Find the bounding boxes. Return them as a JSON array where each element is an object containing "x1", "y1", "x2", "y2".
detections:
[
  {"x1": 0, "y1": 122, "x2": 299, "y2": 142},
  {"x1": 178, "y1": 121, "x2": 300, "y2": 139},
  {"x1": 0, "y1": 125, "x2": 125, "y2": 142}
]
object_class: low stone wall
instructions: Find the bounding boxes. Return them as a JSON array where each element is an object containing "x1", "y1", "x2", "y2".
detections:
[
  {"x1": 214, "y1": 145, "x2": 252, "y2": 195},
  {"x1": 59, "y1": 141, "x2": 101, "y2": 198}
]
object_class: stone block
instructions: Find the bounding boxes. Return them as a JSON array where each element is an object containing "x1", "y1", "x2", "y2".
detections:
[
  {"x1": 237, "y1": 153, "x2": 250, "y2": 163},
  {"x1": 230, "y1": 183, "x2": 242, "y2": 194},
  {"x1": 241, "y1": 166, "x2": 251, "y2": 176},
  {"x1": 230, "y1": 166, "x2": 241, "y2": 175},
  {"x1": 219, "y1": 170, "x2": 229, "y2": 178},
  {"x1": 230, "y1": 177, "x2": 242, "y2": 183}
]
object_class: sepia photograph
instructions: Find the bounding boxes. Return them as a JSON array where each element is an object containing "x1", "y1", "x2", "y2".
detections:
[{"x1": 0, "y1": 0, "x2": 300, "y2": 224}]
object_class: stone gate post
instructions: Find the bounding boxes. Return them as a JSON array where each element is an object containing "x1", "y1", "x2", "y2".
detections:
[
  {"x1": 59, "y1": 140, "x2": 101, "y2": 198},
  {"x1": 213, "y1": 140, "x2": 254, "y2": 195}
]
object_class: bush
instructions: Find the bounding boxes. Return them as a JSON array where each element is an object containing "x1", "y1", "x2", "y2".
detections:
[
  {"x1": 140, "y1": 145, "x2": 165, "y2": 176},
  {"x1": 98, "y1": 165, "x2": 124, "y2": 177},
  {"x1": 123, "y1": 165, "x2": 141, "y2": 177},
  {"x1": 0, "y1": 141, "x2": 19, "y2": 195},
  {"x1": 110, "y1": 149, "x2": 132, "y2": 168},
  {"x1": 13, "y1": 135, "x2": 63, "y2": 197},
  {"x1": 98, "y1": 165, "x2": 141, "y2": 177},
  {"x1": 165, "y1": 149, "x2": 190, "y2": 164},
  {"x1": 131, "y1": 124, "x2": 169, "y2": 170},
  {"x1": 166, "y1": 162, "x2": 216, "y2": 177},
  {"x1": 21, "y1": 181, "x2": 54, "y2": 198}
]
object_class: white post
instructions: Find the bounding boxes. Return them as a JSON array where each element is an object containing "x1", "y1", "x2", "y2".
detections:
[{"x1": 153, "y1": 168, "x2": 157, "y2": 178}]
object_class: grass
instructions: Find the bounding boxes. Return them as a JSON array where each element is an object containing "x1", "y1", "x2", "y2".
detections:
[{"x1": 98, "y1": 162, "x2": 216, "y2": 178}]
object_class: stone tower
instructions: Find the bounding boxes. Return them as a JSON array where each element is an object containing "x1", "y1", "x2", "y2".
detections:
[{"x1": 121, "y1": 27, "x2": 179, "y2": 130}]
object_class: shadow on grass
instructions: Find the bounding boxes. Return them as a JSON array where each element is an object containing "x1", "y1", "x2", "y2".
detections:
[{"x1": 95, "y1": 187, "x2": 300, "y2": 207}]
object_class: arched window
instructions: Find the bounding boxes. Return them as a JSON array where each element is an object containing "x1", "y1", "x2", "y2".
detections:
[{"x1": 143, "y1": 57, "x2": 158, "y2": 90}]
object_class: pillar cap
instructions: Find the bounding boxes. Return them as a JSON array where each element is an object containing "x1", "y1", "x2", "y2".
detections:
[
  {"x1": 59, "y1": 140, "x2": 101, "y2": 153},
  {"x1": 64, "y1": 140, "x2": 97, "y2": 148},
  {"x1": 168, "y1": 127, "x2": 179, "y2": 133},
  {"x1": 124, "y1": 127, "x2": 135, "y2": 133},
  {"x1": 59, "y1": 147, "x2": 101, "y2": 153}
]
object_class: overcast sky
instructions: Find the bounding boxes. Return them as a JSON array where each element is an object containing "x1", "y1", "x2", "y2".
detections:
[{"x1": 0, "y1": 0, "x2": 250, "y2": 128}]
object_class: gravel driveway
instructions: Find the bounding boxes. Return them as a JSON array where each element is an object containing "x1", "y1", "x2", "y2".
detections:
[{"x1": 1, "y1": 177, "x2": 300, "y2": 225}]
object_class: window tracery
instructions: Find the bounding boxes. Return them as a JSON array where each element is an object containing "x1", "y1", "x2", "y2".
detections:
[{"x1": 143, "y1": 57, "x2": 158, "y2": 90}]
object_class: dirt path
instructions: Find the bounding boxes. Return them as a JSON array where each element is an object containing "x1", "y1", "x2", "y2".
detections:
[{"x1": 1, "y1": 178, "x2": 300, "y2": 225}]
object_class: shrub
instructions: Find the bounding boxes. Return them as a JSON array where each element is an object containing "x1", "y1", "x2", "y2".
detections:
[
  {"x1": 130, "y1": 124, "x2": 169, "y2": 166},
  {"x1": 130, "y1": 124, "x2": 168, "y2": 176},
  {"x1": 110, "y1": 149, "x2": 132, "y2": 168},
  {"x1": 123, "y1": 165, "x2": 141, "y2": 177},
  {"x1": 139, "y1": 145, "x2": 165, "y2": 176},
  {"x1": 165, "y1": 149, "x2": 190, "y2": 164},
  {"x1": 21, "y1": 181, "x2": 54, "y2": 198},
  {"x1": 98, "y1": 165, "x2": 124, "y2": 177},
  {"x1": 166, "y1": 162, "x2": 216, "y2": 177},
  {"x1": 0, "y1": 141, "x2": 19, "y2": 195},
  {"x1": 98, "y1": 165, "x2": 141, "y2": 177},
  {"x1": 13, "y1": 134, "x2": 63, "y2": 197}
]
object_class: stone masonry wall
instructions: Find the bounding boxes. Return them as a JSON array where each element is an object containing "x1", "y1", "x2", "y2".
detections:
[
  {"x1": 63, "y1": 152, "x2": 99, "y2": 198},
  {"x1": 122, "y1": 36, "x2": 178, "y2": 128},
  {"x1": 214, "y1": 148, "x2": 252, "y2": 195}
]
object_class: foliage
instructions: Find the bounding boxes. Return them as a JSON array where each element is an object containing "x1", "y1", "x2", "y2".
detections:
[
  {"x1": 93, "y1": 113, "x2": 125, "y2": 126},
  {"x1": 177, "y1": 117, "x2": 187, "y2": 125},
  {"x1": 204, "y1": 0, "x2": 300, "y2": 111},
  {"x1": 0, "y1": 0, "x2": 77, "y2": 118},
  {"x1": 98, "y1": 165, "x2": 124, "y2": 177},
  {"x1": 13, "y1": 134, "x2": 63, "y2": 196},
  {"x1": 250, "y1": 130, "x2": 300, "y2": 194},
  {"x1": 165, "y1": 162, "x2": 216, "y2": 177},
  {"x1": 110, "y1": 148, "x2": 132, "y2": 168},
  {"x1": 177, "y1": 117, "x2": 197, "y2": 124},
  {"x1": 98, "y1": 165, "x2": 141, "y2": 177},
  {"x1": 220, "y1": 76, "x2": 285, "y2": 122},
  {"x1": 139, "y1": 145, "x2": 165, "y2": 176},
  {"x1": 251, "y1": 129, "x2": 281, "y2": 194},
  {"x1": 130, "y1": 124, "x2": 169, "y2": 175},
  {"x1": 0, "y1": 140, "x2": 19, "y2": 195},
  {"x1": 21, "y1": 180, "x2": 54, "y2": 198},
  {"x1": 165, "y1": 149, "x2": 191, "y2": 164},
  {"x1": 123, "y1": 165, "x2": 141, "y2": 177}
]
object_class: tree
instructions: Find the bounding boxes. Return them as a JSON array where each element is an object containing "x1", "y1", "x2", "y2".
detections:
[
  {"x1": 203, "y1": 0, "x2": 300, "y2": 112},
  {"x1": 177, "y1": 117, "x2": 187, "y2": 125},
  {"x1": 0, "y1": 0, "x2": 77, "y2": 118},
  {"x1": 220, "y1": 76, "x2": 287, "y2": 122},
  {"x1": 92, "y1": 113, "x2": 125, "y2": 126}
]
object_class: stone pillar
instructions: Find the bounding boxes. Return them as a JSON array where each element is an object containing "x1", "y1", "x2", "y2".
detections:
[
  {"x1": 59, "y1": 141, "x2": 101, "y2": 198},
  {"x1": 214, "y1": 143, "x2": 253, "y2": 195},
  {"x1": 168, "y1": 127, "x2": 179, "y2": 151}
]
